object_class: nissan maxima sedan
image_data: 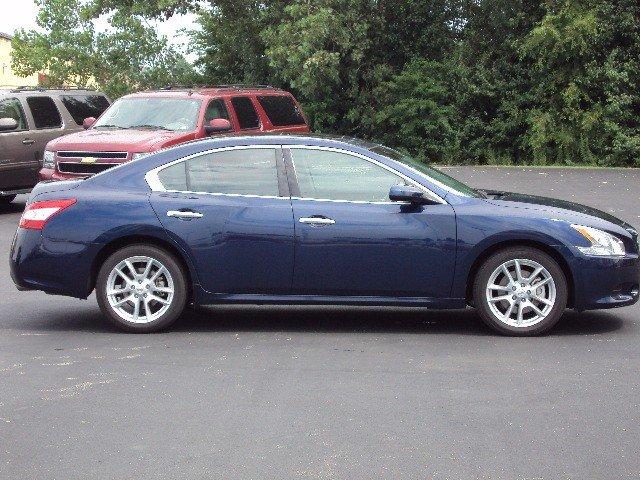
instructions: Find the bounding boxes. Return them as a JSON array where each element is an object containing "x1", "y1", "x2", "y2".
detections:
[{"x1": 10, "y1": 135, "x2": 640, "y2": 335}]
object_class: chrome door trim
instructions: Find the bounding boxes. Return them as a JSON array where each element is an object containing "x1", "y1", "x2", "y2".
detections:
[
  {"x1": 166, "y1": 210, "x2": 204, "y2": 219},
  {"x1": 299, "y1": 217, "x2": 336, "y2": 225}
]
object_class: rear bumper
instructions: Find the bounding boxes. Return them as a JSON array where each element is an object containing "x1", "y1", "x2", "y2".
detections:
[
  {"x1": 10, "y1": 227, "x2": 96, "y2": 299},
  {"x1": 573, "y1": 254, "x2": 640, "y2": 310}
]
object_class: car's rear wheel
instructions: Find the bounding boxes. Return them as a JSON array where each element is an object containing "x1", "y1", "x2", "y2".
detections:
[
  {"x1": 0, "y1": 195, "x2": 16, "y2": 204},
  {"x1": 472, "y1": 247, "x2": 568, "y2": 336},
  {"x1": 96, "y1": 245, "x2": 187, "y2": 333}
]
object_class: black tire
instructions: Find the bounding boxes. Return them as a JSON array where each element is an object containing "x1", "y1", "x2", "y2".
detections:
[
  {"x1": 472, "y1": 247, "x2": 568, "y2": 336},
  {"x1": 96, "y1": 245, "x2": 187, "y2": 333},
  {"x1": 0, "y1": 195, "x2": 16, "y2": 204}
]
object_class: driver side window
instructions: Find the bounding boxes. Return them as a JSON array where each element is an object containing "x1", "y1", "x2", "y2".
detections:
[
  {"x1": 0, "y1": 98, "x2": 27, "y2": 131},
  {"x1": 291, "y1": 149, "x2": 407, "y2": 202},
  {"x1": 204, "y1": 99, "x2": 230, "y2": 123}
]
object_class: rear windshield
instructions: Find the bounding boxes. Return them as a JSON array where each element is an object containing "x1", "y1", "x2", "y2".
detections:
[
  {"x1": 61, "y1": 95, "x2": 110, "y2": 125},
  {"x1": 257, "y1": 95, "x2": 305, "y2": 126}
]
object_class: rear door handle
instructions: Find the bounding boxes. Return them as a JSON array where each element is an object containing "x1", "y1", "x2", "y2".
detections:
[
  {"x1": 299, "y1": 216, "x2": 336, "y2": 226},
  {"x1": 167, "y1": 210, "x2": 203, "y2": 219},
  {"x1": 22, "y1": 139, "x2": 35, "y2": 146}
]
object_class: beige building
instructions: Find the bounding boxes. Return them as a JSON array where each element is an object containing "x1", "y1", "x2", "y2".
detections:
[{"x1": 0, "y1": 32, "x2": 41, "y2": 88}]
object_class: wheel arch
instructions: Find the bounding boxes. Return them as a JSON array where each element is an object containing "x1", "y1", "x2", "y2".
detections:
[
  {"x1": 89, "y1": 235, "x2": 196, "y2": 301},
  {"x1": 465, "y1": 239, "x2": 575, "y2": 308}
]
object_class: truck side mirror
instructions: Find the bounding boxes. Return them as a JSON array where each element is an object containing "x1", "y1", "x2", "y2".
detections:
[
  {"x1": 83, "y1": 117, "x2": 96, "y2": 129},
  {"x1": 0, "y1": 117, "x2": 18, "y2": 131},
  {"x1": 204, "y1": 118, "x2": 232, "y2": 135}
]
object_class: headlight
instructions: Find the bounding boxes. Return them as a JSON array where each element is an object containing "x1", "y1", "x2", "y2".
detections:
[
  {"x1": 42, "y1": 150, "x2": 55, "y2": 169},
  {"x1": 571, "y1": 224, "x2": 626, "y2": 256},
  {"x1": 132, "y1": 152, "x2": 152, "y2": 162}
]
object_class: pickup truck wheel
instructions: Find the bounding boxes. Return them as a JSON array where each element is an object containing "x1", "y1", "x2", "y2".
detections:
[{"x1": 0, "y1": 195, "x2": 16, "y2": 204}]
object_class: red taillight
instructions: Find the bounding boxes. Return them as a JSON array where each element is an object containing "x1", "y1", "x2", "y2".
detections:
[{"x1": 19, "y1": 199, "x2": 77, "y2": 230}]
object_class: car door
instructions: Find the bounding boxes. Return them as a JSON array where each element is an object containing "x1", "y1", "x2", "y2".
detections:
[
  {"x1": 0, "y1": 97, "x2": 36, "y2": 191},
  {"x1": 148, "y1": 145, "x2": 295, "y2": 295},
  {"x1": 24, "y1": 96, "x2": 67, "y2": 157},
  {"x1": 286, "y1": 146, "x2": 457, "y2": 298},
  {"x1": 229, "y1": 96, "x2": 262, "y2": 134}
]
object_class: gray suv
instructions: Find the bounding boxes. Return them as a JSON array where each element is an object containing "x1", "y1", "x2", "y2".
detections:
[{"x1": 0, "y1": 87, "x2": 110, "y2": 203}]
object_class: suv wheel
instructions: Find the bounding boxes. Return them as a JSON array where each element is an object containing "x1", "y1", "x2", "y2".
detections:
[
  {"x1": 96, "y1": 245, "x2": 187, "y2": 333},
  {"x1": 472, "y1": 247, "x2": 568, "y2": 336}
]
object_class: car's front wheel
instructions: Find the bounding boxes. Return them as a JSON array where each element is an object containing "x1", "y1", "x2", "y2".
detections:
[
  {"x1": 473, "y1": 247, "x2": 568, "y2": 336},
  {"x1": 96, "y1": 245, "x2": 187, "y2": 332}
]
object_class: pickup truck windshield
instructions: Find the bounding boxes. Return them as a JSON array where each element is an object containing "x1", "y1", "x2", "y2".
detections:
[
  {"x1": 370, "y1": 145, "x2": 484, "y2": 198},
  {"x1": 94, "y1": 97, "x2": 202, "y2": 132}
]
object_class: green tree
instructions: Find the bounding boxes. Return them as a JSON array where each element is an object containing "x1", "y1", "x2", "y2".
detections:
[{"x1": 11, "y1": 0, "x2": 197, "y2": 98}]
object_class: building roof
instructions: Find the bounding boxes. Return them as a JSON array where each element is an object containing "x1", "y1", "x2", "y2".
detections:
[{"x1": 0, "y1": 32, "x2": 12, "y2": 41}]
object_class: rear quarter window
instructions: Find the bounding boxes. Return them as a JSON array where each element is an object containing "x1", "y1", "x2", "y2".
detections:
[
  {"x1": 26, "y1": 96, "x2": 62, "y2": 129},
  {"x1": 257, "y1": 95, "x2": 305, "y2": 126},
  {"x1": 61, "y1": 95, "x2": 110, "y2": 125}
]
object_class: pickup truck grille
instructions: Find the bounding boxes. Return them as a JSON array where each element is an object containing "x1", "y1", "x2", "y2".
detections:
[
  {"x1": 57, "y1": 162, "x2": 117, "y2": 175},
  {"x1": 55, "y1": 151, "x2": 129, "y2": 175}
]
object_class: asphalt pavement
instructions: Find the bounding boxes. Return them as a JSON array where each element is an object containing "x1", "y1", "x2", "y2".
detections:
[{"x1": 1, "y1": 166, "x2": 639, "y2": 479}]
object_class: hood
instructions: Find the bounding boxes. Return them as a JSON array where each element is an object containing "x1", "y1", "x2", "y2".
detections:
[
  {"x1": 46, "y1": 128, "x2": 196, "y2": 153},
  {"x1": 480, "y1": 189, "x2": 635, "y2": 232}
]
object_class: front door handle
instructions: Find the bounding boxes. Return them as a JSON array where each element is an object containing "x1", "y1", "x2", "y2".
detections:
[
  {"x1": 167, "y1": 210, "x2": 203, "y2": 219},
  {"x1": 22, "y1": 139, "x2": 35, "y2": 146},
  {"x1": 299, "y1": 216, "x2": 336, "y2": 226}
]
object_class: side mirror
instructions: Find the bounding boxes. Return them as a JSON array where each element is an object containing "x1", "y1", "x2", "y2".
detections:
[
  {"x1": 204, "y1": 118, "x2": 232, "y2": 135},
  {"x1": 83, "y1": 117, "x2": 96, "y2": 129},
  {"x1": 0, "y1": 117, "x2": 18, "y2": 131},
  {"x1": 389, "y1": 185, "x2": 431, "y2": 204}
]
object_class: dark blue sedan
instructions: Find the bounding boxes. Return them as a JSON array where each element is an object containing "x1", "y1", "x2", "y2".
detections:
[{"x1": 10, "y1": 135, "x2": 640, "y2": 334}]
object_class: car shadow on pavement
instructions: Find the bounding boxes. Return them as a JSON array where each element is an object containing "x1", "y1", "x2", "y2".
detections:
[{"x1": 11, "y1": 305, "x2": 625, "y2": 337}]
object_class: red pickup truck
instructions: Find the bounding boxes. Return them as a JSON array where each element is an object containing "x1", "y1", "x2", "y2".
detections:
[{"x1": 40, "y1": 85, "x2": 309, "y2": 180}]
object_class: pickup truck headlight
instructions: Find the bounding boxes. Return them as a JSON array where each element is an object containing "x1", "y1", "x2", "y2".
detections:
[
  {"x1": 132, "y1": 152, "x2": 152, "y2": 162},
  {"x1": 571, "y1": 224, "x2": 625, "y2": 256},
  {"x1": 42, "y1": 150, "x2": 55, "y2": 169}
]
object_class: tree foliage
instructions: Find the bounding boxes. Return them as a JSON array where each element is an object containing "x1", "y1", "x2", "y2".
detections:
[
  {"x1": 12, "y1": 0, "x2": 197, "y2": 98},
  {"x1": 13, "y1": 0, "x2": 640, "y2": 166}
]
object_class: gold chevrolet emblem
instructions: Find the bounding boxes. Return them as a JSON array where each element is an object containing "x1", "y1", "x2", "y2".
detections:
[{"x1": 81, "y1": 157, "x2": 97, "y2": 164}]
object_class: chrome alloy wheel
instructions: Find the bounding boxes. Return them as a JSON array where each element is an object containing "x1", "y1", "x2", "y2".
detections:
[
  {"x1": 106, "y1": 255, "x2": 174, "y2": 324},
  {"x1": 485, "y1": 258, "x2": 556, "y2": 328}
]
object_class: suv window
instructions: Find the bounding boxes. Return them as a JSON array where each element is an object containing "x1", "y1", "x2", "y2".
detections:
[
  {"x1": 0, "y1": 98, "x2": 27, "y2": 131},
  {"x1": 257, "y1": 95, "x2": 305, "y2": 126},
  {"x1": 291, "y1": 149, "x2": 406, "y2": 202},
  {"x1": 26, "y1": 96, "x2": 62, "y2": 129},
  {"x1": 204, "y1": 99, "x2": 230, "y2": 124},
  {"x1": 158, "y1": 148, "x2": 280, "y2": 196},
  {"x1": 231, "y1": 97, "x2": 260, "y2": 130},
  {"x1": 61, "y1": 95, "x2": 110, "y2": 125}
]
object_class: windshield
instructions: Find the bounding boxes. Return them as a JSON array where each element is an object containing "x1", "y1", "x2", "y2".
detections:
[
  {"x1": 94, "y1": 97, "x2": 202, "y2": 131},
  {"x1": 370, "y1": 145, "x2": 484, "y2": 198}
]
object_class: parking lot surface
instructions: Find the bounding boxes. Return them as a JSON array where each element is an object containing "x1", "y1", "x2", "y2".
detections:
[{"x1": 1, "y1": 166, "x2": 639, "y2": 479}]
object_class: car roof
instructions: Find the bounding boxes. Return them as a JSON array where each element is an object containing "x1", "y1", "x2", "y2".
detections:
[
  {"x1": 123, "y1": 85, "x2": 290, "y2": 100},
  {"x1": 0, "y1": 87, "x2": 105, "y2": 96}
]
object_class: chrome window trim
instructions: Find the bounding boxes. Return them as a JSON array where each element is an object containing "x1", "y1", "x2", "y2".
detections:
[
  {"x1": 285, "y1": 145, "x2": 447, "y2": 205},
  {"x1": 145, "y1": 145, "x2": 286, "y2": 199}
]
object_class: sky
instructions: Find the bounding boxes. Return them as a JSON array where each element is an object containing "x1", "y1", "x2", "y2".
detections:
[{"x1": 0, "y1": 0, "x2": 198, "y2": 52}]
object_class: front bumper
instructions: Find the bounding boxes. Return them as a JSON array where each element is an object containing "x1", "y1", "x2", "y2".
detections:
[{"x1": 573, "y1": 254, "x2": 640, "y2": 310}]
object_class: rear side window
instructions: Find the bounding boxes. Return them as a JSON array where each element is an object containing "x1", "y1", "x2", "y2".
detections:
[
  {"x1": 26, "y1": 96, "x2": 62, "y2": 129},
  {"x1": 157, "y1": 148, "x2": 279, "y2": 196},
  {"x1": 231, "y1": 97, "x2": 260, "y2": 129},
  {"x1": 61, "y1": 95, "x2": 110, "y2": 125},
  {"x1": 257, "y1": 95, "x2": 305, "y2": 126},
  {"x1": 0, "y1": 98, "x2": 27, "y2": 131}
]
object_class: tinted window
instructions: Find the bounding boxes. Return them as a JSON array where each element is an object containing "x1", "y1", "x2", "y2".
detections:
[
  {"x1": 157, "y1": 149, "x2": 279, "y2": 196},
  {"x1": 291, "y1": 149, "x2": 406, "y2": 202},
  {"x1": 231, "y1": 97, "x2": 260, "y2": 129},
  {"x1": 257, "y1": 95, "x2": 305, "y2": 126},
  {"x1": 204, "y1": 99, "x2": 230, "y2": 124},
  {"x1": 61, "y1": 95, "x2": 110, "y2": 125},
  {"x1": 0, "y1": 98, "x2": 27, "y2": 131},
  {"x1": 26, "y1": 96, "x2": 62, "y2": 129}
]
